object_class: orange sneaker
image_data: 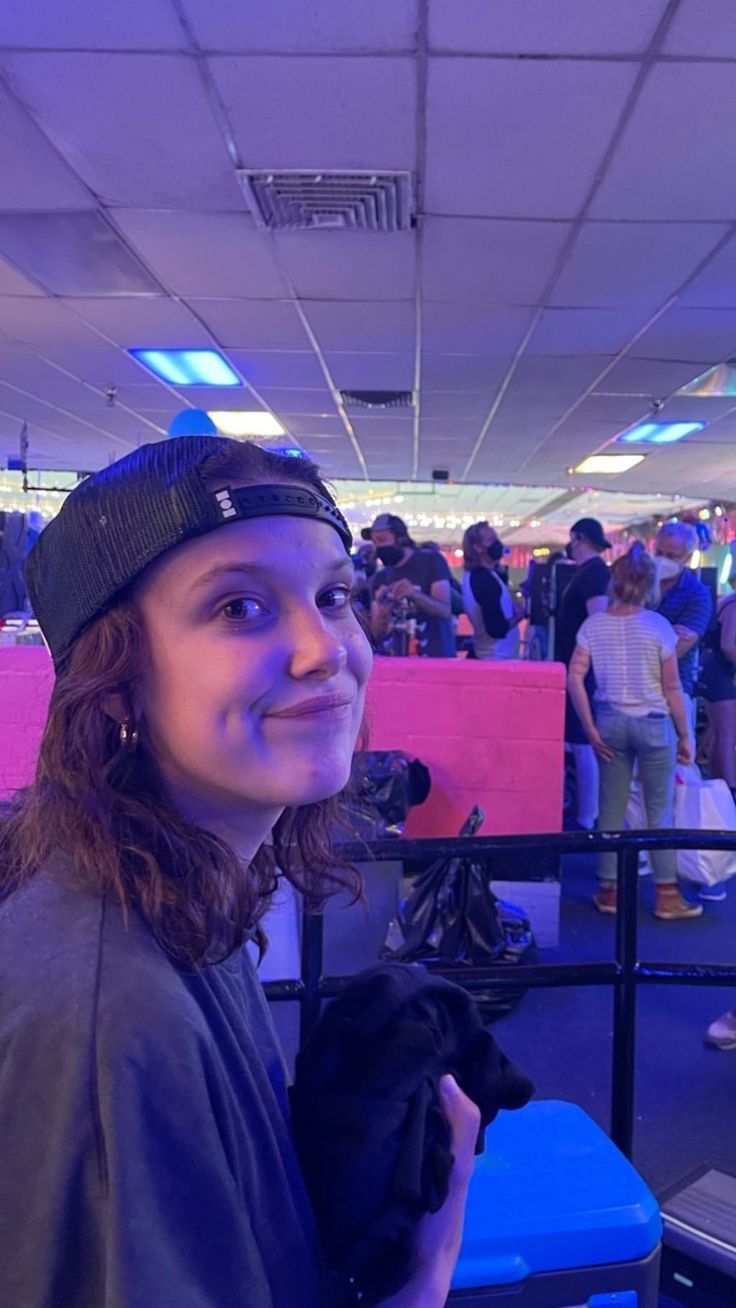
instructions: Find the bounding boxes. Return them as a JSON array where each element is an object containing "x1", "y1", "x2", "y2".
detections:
[
  {"x1": 654, "y1": 886, "x2": 704, "y2": 920},
  {"x1": 593, "y1": 883, "x2": 617, "y2": 915}
]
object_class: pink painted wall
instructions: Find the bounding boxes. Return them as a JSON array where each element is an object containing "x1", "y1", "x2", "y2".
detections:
[
  {"x1": 367, "y1": 658, "x2": 565, "y2": 836},
  {"x1": 0, "y1": 649, "x2": 565, "y2": 836}
]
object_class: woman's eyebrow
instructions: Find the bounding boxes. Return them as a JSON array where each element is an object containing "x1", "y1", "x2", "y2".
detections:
[{"x1": 189, "y1": 557, "x2": 353, "y2": 591}]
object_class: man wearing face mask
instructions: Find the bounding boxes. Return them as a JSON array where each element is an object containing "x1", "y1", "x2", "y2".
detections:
[
  {"x1": 366, "y1": 514, "x2": 455, "y2": 657},
  {"x1": 655, "y1": 521, "x2": 713, "y2": 745},
  {"x1": 461, "y1": 522, "x2": 524, "y2": 659},
  {"x1": 555, "y1": 518, "x2": 612, "y2": 831}
]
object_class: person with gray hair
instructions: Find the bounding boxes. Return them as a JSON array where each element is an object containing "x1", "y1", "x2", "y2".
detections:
[{"x1": 655, "y1": 520, "x2": 713, "y2": 749}]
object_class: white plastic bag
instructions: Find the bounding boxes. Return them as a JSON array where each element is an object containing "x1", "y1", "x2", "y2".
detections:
[{"x1": 675, "y1": 776, "x2": 736, "y2": 887}]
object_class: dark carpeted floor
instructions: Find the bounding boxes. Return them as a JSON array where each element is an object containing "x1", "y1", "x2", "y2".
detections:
[{"x1": 491, "y1": 850, "x2": 736, "y2": 1199}]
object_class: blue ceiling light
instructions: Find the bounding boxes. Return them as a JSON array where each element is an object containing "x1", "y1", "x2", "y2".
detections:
[
  {"x1": 129, "y1": 349, "x2": 242, "y2": 387},
  {"x1": 617, "y1": 420, "x2": 705, "y2": 446}
]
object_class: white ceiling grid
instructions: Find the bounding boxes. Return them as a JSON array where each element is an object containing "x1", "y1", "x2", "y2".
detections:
[{"x1": 0, "y1": 1, "x2": 733, "y2": 539}]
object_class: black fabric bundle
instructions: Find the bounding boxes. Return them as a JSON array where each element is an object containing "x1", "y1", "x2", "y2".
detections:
[{"x1": 290, "y1": 963, "x2": 534, "y2": 1305}]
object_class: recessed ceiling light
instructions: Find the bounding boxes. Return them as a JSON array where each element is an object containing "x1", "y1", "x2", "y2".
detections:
[
  {"x1": 129, "y1": 349, "x2": 242, "y2": 387},
  {"x1": 576, "y1": 454, "x2": 644, "y2": 474},
  {"x1": 208, "y1": 411, "x2": 285, "y2": 438},
  {"x1": 617, "y1": 421, "x2": 705, "y2": 445}
]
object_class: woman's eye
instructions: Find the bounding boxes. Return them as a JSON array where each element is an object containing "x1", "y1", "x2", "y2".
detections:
[
  {"x1": 318, "y1": 585, "x2": 352, "y2": 612},
  {"x1": 220, "y1": 597, "x2": 267, "y2": 623}
]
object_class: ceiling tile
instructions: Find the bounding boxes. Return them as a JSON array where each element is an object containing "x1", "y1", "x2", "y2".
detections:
[
  {"x1": 0, "y1": 298, "x2": 110, "y2": 347},
  {"x1": 679, "y1": 233, "x2": 736, "y2": 308},
  {"x1": 0, "y1": 0, "x2": 188, "y2": 47},
  {"x1": 351, "y1": 416, "x2": 414, "y2": 441},
  {"x1": 324, "y1": 353, "x2": 415, "y2": 389},
  {"x1": 426, "y1": 58, "x2": 637, "y2": 218},
  {"x1": 273, "y1": 414, "x2": 345, "y2": 438},
  {"x1": 272, "y1": 232, "x2": 415, "y2": 300},
  {"x1": 0, "y1": 80, "x2": 92, "y2": 211},
  {"x1": 528, "y1": 308, "x2": 651, "y2": 355},
  {"x1": 552, "y1": 221, "x2": 727, "y2": 308},
  {"x1": 0, "y1": 53, "x2": 243, "y2": 209},
  {"x1": 599, "y1": 357, "x2": 710, "y2": 396},
  {"x1": 229, "y1": 350, "x2": 327, "y2": 390},
  {"x1": 592, "y1": 64, "x2": 736, "y2": 220},
  {"x1": 422, "y1": 218, "x2": 571, "y2": 305},
  {"x1": 429, "y1": 0, "x2": 666, "y2": 53},
  {"x1": 112, "y1": 212, "x2": 289, "y2": 298},
  {"x1": 64, "y1": 297, "x2": 212, "y2": 348},
  {"x1": 629, "y1": 308, "x2": 736, "y2": 363},
  {"x1": 256, "y1": 387, "x2": 336, "y2": 414},
  {"x1": 662, "y1": 0, "x2": 736, "y2": 56},
  {"x1": 187, "y1": 300, "x2": 310, "y2": 350},
  {"x1": 422, "y1": 303, "x2": 534, "y2": 354},
  {"x1": 304, "y1": 301, "x2": 415, "y2": 353},
  {"x1": 211, "y1": 55, "x2": 416, "y2": 170},
  {"x1": 0, "y1": 257, "x2": 44, "y2": 297},
  {"x1": 421, "y1": 355, "x2": 510, "y2": 392},
  {"x1": 182, "y1": 0, "x2": 417, "y2": 51},
  {"x1": 420, "y1": 391, "x2": 494, "y2": 419}
]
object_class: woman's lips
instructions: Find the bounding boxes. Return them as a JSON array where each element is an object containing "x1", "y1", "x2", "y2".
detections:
[{"x1": 265, "y1": 692, "x2": 354, "y2": 720}]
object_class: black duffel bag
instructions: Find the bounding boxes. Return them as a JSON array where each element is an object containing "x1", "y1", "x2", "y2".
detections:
[
  {"x1": 381, "y1": 805, "x2": 535, "y2": 1021},
  {"x1": 346, "y1": 750, "x2": 431, "y2": 839}
]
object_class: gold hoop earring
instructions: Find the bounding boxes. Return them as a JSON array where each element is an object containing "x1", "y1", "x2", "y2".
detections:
[{"x1": 119, "y1": 719, "x2": 139, "y2": 753}]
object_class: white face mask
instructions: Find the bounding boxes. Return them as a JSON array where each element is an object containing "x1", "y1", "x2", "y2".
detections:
[{"x1": 655, "y1": 555, "x2": 682, "y2": 581}]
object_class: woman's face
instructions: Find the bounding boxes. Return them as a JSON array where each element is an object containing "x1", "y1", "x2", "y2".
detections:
[{"x1": 134, "y1": 513, "x2": 372, "y2": 825}]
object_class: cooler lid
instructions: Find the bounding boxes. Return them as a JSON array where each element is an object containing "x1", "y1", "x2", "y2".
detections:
[{"x1": 452, "y1": 1100, "x2": 662, "y2": 1290}]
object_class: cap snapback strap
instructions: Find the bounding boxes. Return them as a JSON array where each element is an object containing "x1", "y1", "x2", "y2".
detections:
[{"x1": 211, "y1": 483, "x2": 353, "y2": 552}]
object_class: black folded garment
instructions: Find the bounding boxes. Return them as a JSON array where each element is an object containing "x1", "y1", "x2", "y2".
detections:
[{"x1": 290, "y1": 963, "x2": 533, "y2": 1305}]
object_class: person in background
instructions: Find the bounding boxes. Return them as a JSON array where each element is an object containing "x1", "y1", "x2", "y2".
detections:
[
  {"x1": 554, "y1": 518, "x2": 611, "y2": 830},
  {"x1": 366, "y1": 514, "x2": 455, "y2": 657},
  {"x1": 701, "y1": 569, "x2": 736, "y2": 792},
  {"x1": 420, "y1": 542, "x2": 465, "y2": 618},
  {"x1": 461, "y1": 522, "x2": 524, "y2": 660},
  {"x1": 655, "y1": 521, "x2": 713, "y2": 748},
  {"x1": 568, "y1": 543, "x2": 703, "y2": 921}
]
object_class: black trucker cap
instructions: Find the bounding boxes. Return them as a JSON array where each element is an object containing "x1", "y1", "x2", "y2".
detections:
[
  {"x1": 570, "y1": 517, "x2": 612, "y2": 551},
  {"x1": 26, "y1": 435, "x2": 352, "y2": 671}
]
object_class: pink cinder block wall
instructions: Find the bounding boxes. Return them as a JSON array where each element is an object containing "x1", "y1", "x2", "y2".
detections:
[
  {"x1": 0, "y1": 648, "x2": 54, "y2": 797},
  {"x1": 0, "y1": 650, "x2": 566, "y2": 837},
  {"x1": 367, "y1": 658, "x2": 565, "y2": 836}
]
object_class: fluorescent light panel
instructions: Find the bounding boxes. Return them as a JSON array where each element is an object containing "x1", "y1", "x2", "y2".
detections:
[
  {"x1": 208, "y1": 411, "x2": 285, "y2": 438},
  {"x1": 617, "y1": 421, "x2": 705, "y2": 445},
  {"x1": 576, "y1": 454, "x2": 644, "y2": 474},
  {"x1": 130, "y1": 349, "x2": 242, "y2": 387},
  {"x1": 677, "y1": 360, "x2": 736, "y2": 398}
]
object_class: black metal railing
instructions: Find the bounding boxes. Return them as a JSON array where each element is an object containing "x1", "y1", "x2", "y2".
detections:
[{"x1": 263, "y1": 829, "x2": 736, "y2": 1159}]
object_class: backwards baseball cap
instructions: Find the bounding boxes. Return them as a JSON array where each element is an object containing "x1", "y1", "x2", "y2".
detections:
[
  {"x1": 26, "y1": 435, "x2": 352, "y2": 670},
  {"x1": 570, "y1": 517, "x2": 612, "y2": 551},
  {"x1": 360, "y1": 513, "x2": 410, "y2": 542}
]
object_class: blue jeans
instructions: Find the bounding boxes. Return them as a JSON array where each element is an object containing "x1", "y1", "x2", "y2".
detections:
[{"x1": 595, "y1": 705, "x2": 678, "y2": 885}]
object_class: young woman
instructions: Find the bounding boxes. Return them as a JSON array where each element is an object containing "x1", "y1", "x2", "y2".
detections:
[
  {"x1": 0, "y1": 435, "x2": 479, "y2": 1308},
  {"x1": 461, "y1": 521, "x2": 523, "y2": 660},
  {"x1": 567, "y1": 543, "x2": 703, "y2": 921}
]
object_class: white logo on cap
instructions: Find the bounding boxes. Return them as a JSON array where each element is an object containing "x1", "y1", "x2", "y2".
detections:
[{"x1": 215, "y1": 489, "x2": 237, "y2": 519}]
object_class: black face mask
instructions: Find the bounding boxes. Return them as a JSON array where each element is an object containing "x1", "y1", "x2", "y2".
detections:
[
  {"x1": 487, "y1": 539, "x2": 504, "y2": 562},
  {"x1": 376, "y1": 544, "x2": 404, "y2": 567}
]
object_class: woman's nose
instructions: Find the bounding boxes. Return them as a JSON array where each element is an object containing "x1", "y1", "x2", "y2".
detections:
[{"x1": 288, "y1": 613, "x2": 348, "y2": 680}]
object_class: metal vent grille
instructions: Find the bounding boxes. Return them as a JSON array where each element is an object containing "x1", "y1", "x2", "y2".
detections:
[
  {"x1": 340, "y1": 389, "x2": 414, "y2": 409},
  {"x1": 238, "y1": 170, "x2": 413, "y2": 232}
]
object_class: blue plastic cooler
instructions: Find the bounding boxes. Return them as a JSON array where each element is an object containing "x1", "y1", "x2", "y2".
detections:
[{"x1": 449, "y1": 1100, "x2": 662, "y2": 1307}]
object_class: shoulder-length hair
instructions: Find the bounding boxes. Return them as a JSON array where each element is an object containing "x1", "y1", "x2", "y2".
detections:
[
  {"x1": 462, "y1": 521, "x2": 490, "y2": 571},
  {"x1": 0, "y1": 440, "x2": 364, "y2": 966}
]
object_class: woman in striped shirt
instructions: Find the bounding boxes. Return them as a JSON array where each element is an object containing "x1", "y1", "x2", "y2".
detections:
[{"x1": 567, "y1": 543, "x2": 703, "y2": 921}]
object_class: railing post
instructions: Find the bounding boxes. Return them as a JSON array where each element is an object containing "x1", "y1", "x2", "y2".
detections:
[
  {"x1": 610, "y1": 843, "x2": 639, "y2": 1157},
  {"x1": 299, "y1": 910, "x2": 325, "y2": 1047}
]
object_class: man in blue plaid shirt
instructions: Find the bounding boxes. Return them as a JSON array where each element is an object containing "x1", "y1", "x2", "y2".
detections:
[{"x1": 655, "y1": 521, "x2": 713, "y2": 739}]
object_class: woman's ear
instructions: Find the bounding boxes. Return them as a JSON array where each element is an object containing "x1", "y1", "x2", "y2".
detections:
[{"x1": 101, "y1": 690, "x2": 143, "y2": 727}]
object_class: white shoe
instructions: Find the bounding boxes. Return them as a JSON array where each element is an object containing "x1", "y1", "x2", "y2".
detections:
[{"x1": 706, "y1": 1008, "x2": 736, "y2": 1050}]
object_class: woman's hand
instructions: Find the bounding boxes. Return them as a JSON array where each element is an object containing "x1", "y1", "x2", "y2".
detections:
[
  {"x1": 379, "y1": 1075, "x2": 481, "y2": 1308},
  {"x1": 589, "y1": 729, "x2": 614, "y2": 763},
  {"x1": 677, "y1": 734, "x2": 693, "y2": 766}
]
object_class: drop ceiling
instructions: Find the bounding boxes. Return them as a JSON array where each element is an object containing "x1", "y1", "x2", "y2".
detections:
[{"x1": 0, "y1": 0, "x2": 734, "y2": 541}]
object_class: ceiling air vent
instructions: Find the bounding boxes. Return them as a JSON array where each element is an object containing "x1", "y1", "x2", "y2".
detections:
[
  {"x1": 340, "y1": 390, "x2": 414, "y2": 409},
  {"x1": 238, "y1": 170, "x2": 413, "y2": 232}
]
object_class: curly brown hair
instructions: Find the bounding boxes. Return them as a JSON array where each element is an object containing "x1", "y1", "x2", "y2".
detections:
[
  {"x1": 0, "y1": 440, "x2": 366, "y2": 965},
  {"x1": 610, "y1": 541, "x2": 657, "y2": 608}
]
